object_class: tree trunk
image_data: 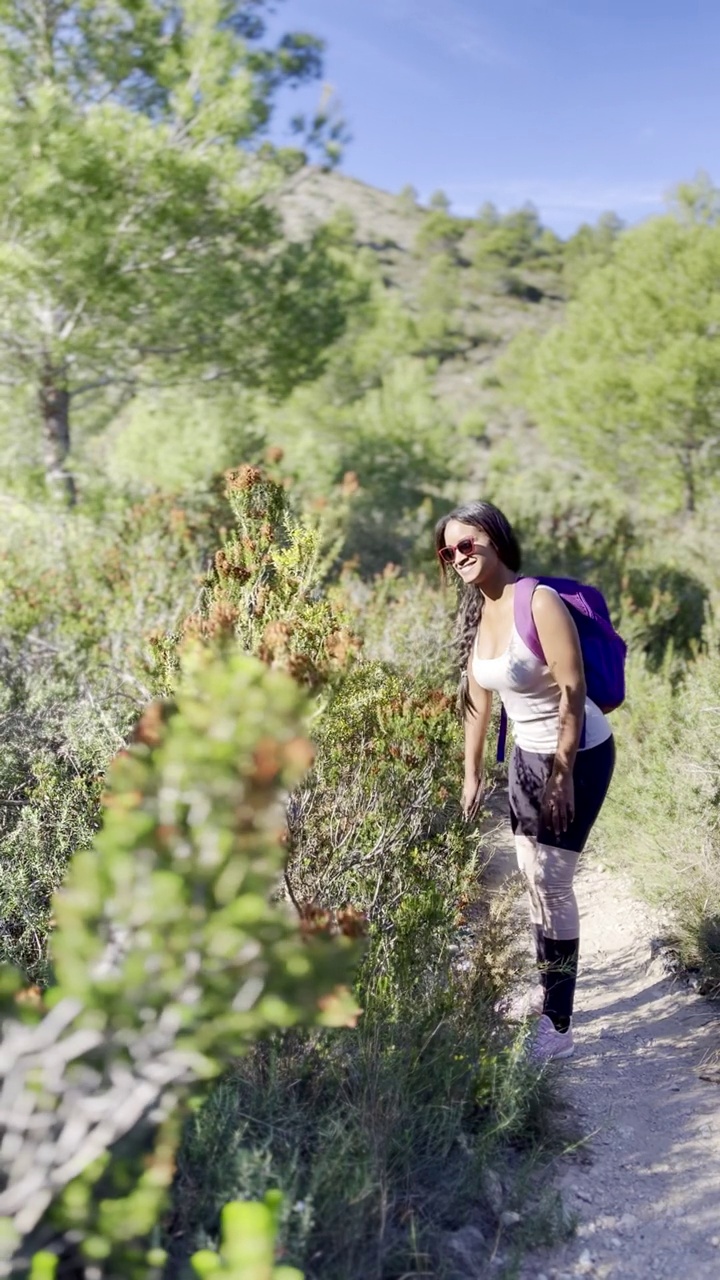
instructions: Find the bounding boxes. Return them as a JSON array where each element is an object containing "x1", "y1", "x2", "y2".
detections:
[
  {"x1": 682, "y1": 454, "x2": 696, "y2": 515},
  {"x1": 39, "y1": 373, "x2": 76, "y2": 505}
]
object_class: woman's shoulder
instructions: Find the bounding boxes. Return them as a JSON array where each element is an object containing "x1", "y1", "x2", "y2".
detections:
[
  {"x1": 531, "y1": 583, "x2": 561, "y2": 609},
  {"x1": 530, "y1": 583, "x2": 569, "y2": 625}
]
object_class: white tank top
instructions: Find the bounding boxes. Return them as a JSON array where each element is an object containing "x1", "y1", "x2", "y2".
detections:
[{"x1": 471, "y1": 586, "x2": 612, "y2": 755}]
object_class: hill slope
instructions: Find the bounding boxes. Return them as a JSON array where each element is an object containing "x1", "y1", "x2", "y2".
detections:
[{"x1": 277, "y1": 167, "x2": 565, "y2": 471}]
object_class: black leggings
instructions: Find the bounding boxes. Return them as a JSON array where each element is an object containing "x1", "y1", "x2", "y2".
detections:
[
  {"x1": 508, "y1": 737, "x2": 615, "y2": 1027},
  {"x1": 509, "y1": 735, "x2": 616, "y2": 854}
]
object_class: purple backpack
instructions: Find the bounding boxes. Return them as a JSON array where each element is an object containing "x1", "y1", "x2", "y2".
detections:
[{"x1": 496, "y1": 576, "x2": 627, "y2": 762}]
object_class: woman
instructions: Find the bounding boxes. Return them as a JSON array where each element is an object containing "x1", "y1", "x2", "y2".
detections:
[{"x1": 435, "y1": 501, "x2": 615, "y2": 1062}]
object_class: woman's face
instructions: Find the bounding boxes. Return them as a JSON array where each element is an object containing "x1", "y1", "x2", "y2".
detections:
[{"x1": 441, "y1": 519, "x2": 498, "y2": 586}]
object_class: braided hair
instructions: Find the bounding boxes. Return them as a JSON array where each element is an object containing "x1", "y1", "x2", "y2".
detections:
[{"x1": 434, "y1": 501, "x2": 522, "y2": 716}]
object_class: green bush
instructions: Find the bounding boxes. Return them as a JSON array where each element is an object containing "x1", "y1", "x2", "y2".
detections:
[
  {"x1": 158, "y1": 468, "x2": 559, "y2": 1280},
  {"x1": 599, "y1": 640, "x2": 720, "y2": 991},
  {"x1": 340, "y1": 565, "x2": 455, "y2": 686},
  {"x1": 0, "y1": 490, "x2": 223, "y2": 976},
  {"x1": 191, "y1": 1196, "x2": 303, "y2": 1279},
  {"x1": 104, "y1": 386, "x2": 265, "y2": 494},
  {"x1": 0, "y1": 647, "x2": 362, "y2": 1275},
  {"x1": 170, "y1": 896, "x2": 549, "y2": 1280}
]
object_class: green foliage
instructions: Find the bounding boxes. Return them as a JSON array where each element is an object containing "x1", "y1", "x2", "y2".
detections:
[
  {"x1": 342, "y1": 566, "x2": 455, "y2": 686},
  {"x1": 286, "y1": 662, "x2": 465, "y2": 943},
  {"x1": 507, "y1": 210, "x2": 720, "y2": 512},
  {"x1": 598, "y1": 640, "x2": 720, "y2": 992},
  {"x1": 562, "y1": 211, "x2": 623, "y2": 293},
  {"x1": 192, "y1": 1196, "x2": 303, "y2": 1279},
  {"x1": 428, "y1": 189, "x2": 451, "y2": 213},
  {"x1": 158, "y1": 463, "x2": 359, "y2": 693},
  {"x1": 415, "y1": 208, "x2": 467, "y2": 258},
  {"x1": 171, "y1": 881, "x2": 549, "y2": 1279},
  {"x1": 0, "y1": 639, "x2": 113, "y2": 980},
  {"x1": 0, "y1": 492, "x2": 214, "y2": 657},
  {"x1": 472, "y1": 202, "x2": 559, "y2": 274},
  {"x1": 105, "y1": 385, "x2": 265, "y2": 493},
  {"x1": 0, "y1": 490, "x2": 226, "y2": 977},
  {"x1": 395, "y1": 183, "x2": 418, "y2": 215},
  {"x1": 668, "y1": 170, "x2": 720, "y2": 226},
  {"x1": 415, "y1": 252, "x2": 464, "y2": 356},
  {"x1": 0, "y1": 0, "x2": 358, "y2": 499},
  {"x1": 0, "y1": 647, "x2": 362, "y2": 1273},
  {"x1": 258, "y1": 341, "x2": 456, "y2": 573},
  {"x1": 0, "y1": 1, "x2": 326, "y2": 130},
  {"x1": 149, "y1": 461, "x2": 563, "y2": 1279}
]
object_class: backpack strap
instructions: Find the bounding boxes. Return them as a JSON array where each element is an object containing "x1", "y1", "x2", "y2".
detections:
[
  {"x1": 496, "y1": 577, "x2": 540, "y2": 763},
  {"x1": 496, "y1": 706, "x2": 508, "y2": 764},
  {"x1": 495, "y1": 576, "x2": 586, "y2": 763},
  {"x1": 513, "y1": 577, "x2": 544, "y2": 662}
]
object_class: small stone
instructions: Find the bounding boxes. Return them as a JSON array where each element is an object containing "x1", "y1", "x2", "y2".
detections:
[
  {"x1": 618, "y1": 1213, "x2": 638, "y2": 1231},
  {"x1": 445, "y1": 1224, "x2": 487, "y2": 1268},
  {"x1": 445, "y1": 1224, "x2": 487, "y2": 1273},
  {"x1": 499, "y1": 1210, "x2": 521, "y2": 1228},
  {"x1": 610, "y1": 1237, "x2": 622, "y2": 1248},
  {"x1": 579, "y1": 1249, "x2": 593, "y2": 1265},
  {"x1": 575, "y1": 1186, "x2": 593, "y2": 1203},
  {"x1": 711, "y1": 1235, "x2": 720, "y2": 1247}
]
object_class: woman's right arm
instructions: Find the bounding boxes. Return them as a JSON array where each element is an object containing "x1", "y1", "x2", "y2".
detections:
[{"x1": 462, "y1": 663, "x2": 493, "y2": 819}]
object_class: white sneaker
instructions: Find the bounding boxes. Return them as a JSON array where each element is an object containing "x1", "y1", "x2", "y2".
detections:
[
  {"x1": 530, "y1": 1014, "x2": 575, "y2": 1062},
  {"x1": 498, "y1": 985, "x2": 545, "y2": 1022}
]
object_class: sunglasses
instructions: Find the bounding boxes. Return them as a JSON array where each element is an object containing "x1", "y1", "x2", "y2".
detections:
[{"x1": 437, "y1": 537, "x2": 483, "y2": 565}]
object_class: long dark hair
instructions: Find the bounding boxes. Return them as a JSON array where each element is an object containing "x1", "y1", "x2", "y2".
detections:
[{"x1": 434, "y1": 501, "x2": 521, "y2": 715}]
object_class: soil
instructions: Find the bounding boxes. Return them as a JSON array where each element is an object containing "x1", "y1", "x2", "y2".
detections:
[{"x1": 484, "y1": 806, "x2": 720, "y2": 1280}]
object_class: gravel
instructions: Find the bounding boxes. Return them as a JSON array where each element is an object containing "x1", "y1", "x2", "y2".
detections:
[{"x1": 485, "y1": 825, "x2": 720, "y2": 1280}]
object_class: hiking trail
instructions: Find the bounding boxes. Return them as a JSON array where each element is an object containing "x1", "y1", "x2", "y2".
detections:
[{"x1": 483, "y1": 801, "x2": 720, "y2": 1280}]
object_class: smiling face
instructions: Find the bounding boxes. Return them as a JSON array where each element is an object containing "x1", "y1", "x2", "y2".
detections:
[{"x1": 441, "y1": 518, "x2": 499, "y2": 587}]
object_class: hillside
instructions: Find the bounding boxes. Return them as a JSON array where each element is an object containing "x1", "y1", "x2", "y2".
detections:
[{"x1": 278, "y1": 167, "x2": 565, "y2": 443}]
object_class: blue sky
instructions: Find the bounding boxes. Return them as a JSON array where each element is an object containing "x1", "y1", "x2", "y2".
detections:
[{"x1": 270, "y1": 0, "x2": 720, "y2": 236}]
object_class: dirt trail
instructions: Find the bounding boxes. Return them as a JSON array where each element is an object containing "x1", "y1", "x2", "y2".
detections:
[{"x1": 484, "y1": 809, "x2": 720, "y2": 1280}]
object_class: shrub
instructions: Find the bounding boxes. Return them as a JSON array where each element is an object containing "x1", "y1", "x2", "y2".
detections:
[
  {"x1": 0, "y1": 490, "x2": 222, "y2": 976},
  {"x1": 191, "y1": 1196, "x2": 303, "y2": 1279},
  {"x1": 599, "y1": 640, "x2": 720, "y2": 991},
  {"x1": 158, "y1": 468, "x2": 559, "y2": 1280},
  {"x1": 0, "y1": 647, "x2": 362, "y2": 1276}
]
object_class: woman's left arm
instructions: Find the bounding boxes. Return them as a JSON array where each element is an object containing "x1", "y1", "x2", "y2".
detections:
[{"x1": 532, "y1": 588, "x2": 587, "y2": 835}]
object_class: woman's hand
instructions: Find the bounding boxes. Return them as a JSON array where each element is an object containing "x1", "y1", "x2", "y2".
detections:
[
  {"x1": 462, "y1": 771, "x2": 485, "y2": 821},
  {"x1": 542, "y1": 767, "x2": 575, "y2": 836}
]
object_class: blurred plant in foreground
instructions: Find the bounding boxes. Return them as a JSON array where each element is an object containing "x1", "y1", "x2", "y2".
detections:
[{"x1": 0, "y1": 647, "x2": 362, "y2": 1277}]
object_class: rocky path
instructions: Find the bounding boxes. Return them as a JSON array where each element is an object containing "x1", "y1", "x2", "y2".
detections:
[{"x1": 484, "y1": 812, "x2": 720, "y2": 1280}]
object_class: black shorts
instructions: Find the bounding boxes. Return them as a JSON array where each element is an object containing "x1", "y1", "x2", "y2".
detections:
[{"x1": 509, "y1": 736, "x2": 616, "y2": 853}]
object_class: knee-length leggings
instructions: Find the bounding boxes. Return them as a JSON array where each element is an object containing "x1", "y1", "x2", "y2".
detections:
[{"x1": 508, "y1": 737, "x2": 616, "y2": 939}]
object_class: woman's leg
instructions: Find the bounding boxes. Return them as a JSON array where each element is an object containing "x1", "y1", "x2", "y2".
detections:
[
  {"x1": 533, "y1": 843, "x2": 581, "y2": 1031},
  {"x1": 510, "y1": 737, "x2": 615, "y2": 1030},
  {"x1": 515, "y1": 835, "x2": 580, "y2": 1028},
  {"x1": 535, "y1": 736, "x2": 616, "y2": 1028},
  {"x1": 515, "y1": 833, "x2": 547, "y2": 973}
]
